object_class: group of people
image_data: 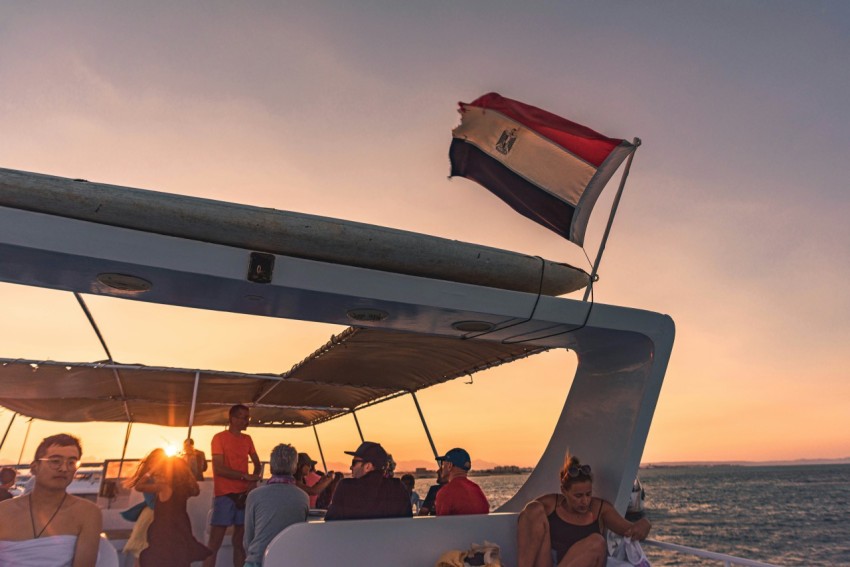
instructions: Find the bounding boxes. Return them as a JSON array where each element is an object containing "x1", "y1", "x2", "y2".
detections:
[{"x1": 0, "y1": 402, "x2": 651, "y2": 567}]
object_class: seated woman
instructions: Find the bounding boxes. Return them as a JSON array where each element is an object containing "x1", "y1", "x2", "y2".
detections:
[{"x1": 517, "y1": 454, "x2": 651, "y2": 567}]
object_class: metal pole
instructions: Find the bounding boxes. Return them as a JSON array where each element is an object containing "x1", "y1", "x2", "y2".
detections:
[
  {"x1": 116, "y1": 421, "x2": 133, "y2": 481},
  {"x1": 582, "y1": 139, "x2": 641, "y2": 302},
  {"x1": 410, "y1": 392, "x2": 438, "y2": 459},
  {"x1": 312, "y1": 425, "x2": 328, "y2": 473},
  {"x1": 74, "y1": 293, "x2": 133, "y2": 422},
  {"x1": 17, "y1": 418, "x2": 33, "y2": 465},
  {"x1": 351, "y1": 411, "x2": 364, "y2": 442},
  {"x1": 0, "y1": 412, "x2": 16, "y2": 452},
  {"x1": 187, "y1": 371, "x2": 200, "y2": 439},
  {"x1": 74, "y1": 293, "x2": 114, "y2": 361}
]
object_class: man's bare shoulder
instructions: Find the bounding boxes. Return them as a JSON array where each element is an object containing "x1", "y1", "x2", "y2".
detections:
[
  {"x1": 0, "y1": 496, "x2": 29, "y2": 538},
  {"x1": 0, "y1": 494, "x2": 27, "y2": 514},
  {"x1": 67, "y1": 495, "x2": 101, "y2": 521}
]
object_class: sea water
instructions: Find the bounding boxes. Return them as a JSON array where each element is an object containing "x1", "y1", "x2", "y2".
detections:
[{"x1": 470, "y1": 464, "x2": 850, "y2": 566}]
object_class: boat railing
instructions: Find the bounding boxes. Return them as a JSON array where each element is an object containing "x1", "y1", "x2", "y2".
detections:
[{"x1": 643, "y1": 539, "x2": 781, "y2": 567}]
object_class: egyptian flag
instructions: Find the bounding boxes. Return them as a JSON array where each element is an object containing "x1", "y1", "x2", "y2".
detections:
[{"x1": 450, "y1": 93, "x2": 635, "y2": 246}]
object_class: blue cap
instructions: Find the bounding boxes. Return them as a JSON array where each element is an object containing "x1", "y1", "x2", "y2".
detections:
[{"x1": 436, "y1": 448, "x2": 471, "y2": 471}]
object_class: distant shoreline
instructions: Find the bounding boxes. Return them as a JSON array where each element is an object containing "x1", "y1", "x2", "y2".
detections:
[
  {"x1": 396, "y1": 458, "x2": 850, "y2": 477},
  {"x1": 641, "y1": 458, "x2": 850, "y2": 468}
]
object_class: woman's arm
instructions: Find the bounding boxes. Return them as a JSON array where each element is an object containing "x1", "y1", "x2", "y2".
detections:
[
  {"x1": 297, "y1": 473, "x2": 334, "y2": 496},
  {"x1": 134, "y1": 474, "x2": 159, "y2": 493},
  {"x1": 598, "y1": 499, "x2": 651, "y2": 540}
]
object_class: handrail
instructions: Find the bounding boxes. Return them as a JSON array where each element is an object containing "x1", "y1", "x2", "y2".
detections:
[{"x1": 643, "y1": 539, "x2": 781, "y2": 567}]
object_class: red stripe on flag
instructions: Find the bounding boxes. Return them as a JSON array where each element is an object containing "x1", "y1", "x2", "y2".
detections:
[{"x1": 460, "y1": 93, "x2": 623, "y2": 168}]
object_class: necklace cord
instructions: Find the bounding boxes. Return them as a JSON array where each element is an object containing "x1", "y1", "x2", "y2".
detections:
[{"x1": 29, "y1": 492, "x2": 68, "y2": 539}]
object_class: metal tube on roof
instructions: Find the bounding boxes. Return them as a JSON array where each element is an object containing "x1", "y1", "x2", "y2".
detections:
[
  {"x1": 187, "y1": 371, "x2": 200, "y2": 438},
  {"x1": 0, "y1": 412, "x2": 17, "y2": 452},
  {"x1": 411, "y1": 392, "x2": 438, "y2": 459},
  {"x1": 312, "y1": 425, "x2": 328, "y2": 474},
  {"x1": 351, "y1": 411, "x2": 364, "y2": 443},
  {"x1": 116, "y1": 421, "x2": 133, "y2": 486},
  {"x1": 17, "y1": 418, "x2": 33, "y2": 465}
]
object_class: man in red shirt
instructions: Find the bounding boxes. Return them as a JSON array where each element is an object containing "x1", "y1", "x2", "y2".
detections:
[
  {"x1": 204, "y1": 404, "x2": 262, "y2": 567},
  {"x1": 435, "y1": 447, "x2": 490, "y2": 516}
]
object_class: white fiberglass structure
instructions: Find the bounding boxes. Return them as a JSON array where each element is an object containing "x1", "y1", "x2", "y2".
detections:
[{"x1": 0, "y1": 168, "x2": 674, "y2": 566}]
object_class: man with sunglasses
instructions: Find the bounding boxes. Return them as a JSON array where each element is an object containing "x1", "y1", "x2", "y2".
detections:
[
  {"x1": 434, "y1": 447, "x2": 489, "y2": 516},
  {"x1": 0, "y1": 433, "x2": 102, "y2": 567},
  {"x1": 324, "y1": 441, "x2": 411, "y2": 521}
]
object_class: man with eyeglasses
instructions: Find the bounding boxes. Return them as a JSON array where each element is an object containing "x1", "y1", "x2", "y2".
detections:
[
  {"x1": 324, "y1": 441, "x2": 411, "y2": 521},
  {"x1": 205, "y1": 404, "x2": 262, "y2": 567},
  {"x1": 0, "y1": 433, "x2": 102, "y2": 566}
]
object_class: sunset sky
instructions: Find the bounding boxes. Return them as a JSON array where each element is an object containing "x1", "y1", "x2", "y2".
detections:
[{"x1": 1, "y1": 2, "x2": 848, "y2": 470}]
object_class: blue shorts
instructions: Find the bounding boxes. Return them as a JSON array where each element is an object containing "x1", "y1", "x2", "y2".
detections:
[{"x1": 210, "y1": 494, "x2": 245, "y2": 526}]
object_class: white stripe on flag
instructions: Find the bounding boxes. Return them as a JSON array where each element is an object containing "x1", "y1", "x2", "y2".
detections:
[{"x1": 452, "y1": 107, "x2": 597, "y2": 206}]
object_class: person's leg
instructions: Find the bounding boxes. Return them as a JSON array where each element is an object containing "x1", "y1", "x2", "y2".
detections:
[
  {"x1": 229, "y1": 504, "x2": 247, "y2": 567},
  {"x1": 204, "y1": 495, "x2": 234, "y2": 567},
  {"x1": 203, "y1": 526, "x2": 227, "y2": 567},
  {"x1": 517, "y1": 500, "x2": 553, "y2": 567},
  {"x1": 231, "y1": 524, "x2": 246, "y2": 567},
  {"x1": 560, "y1": 533, "x2": 607, "y2": 567}
]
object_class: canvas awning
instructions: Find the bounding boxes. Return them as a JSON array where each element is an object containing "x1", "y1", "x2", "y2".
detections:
[{"x1": 0, "y1": 327, "x2": 546, "y2": 428}]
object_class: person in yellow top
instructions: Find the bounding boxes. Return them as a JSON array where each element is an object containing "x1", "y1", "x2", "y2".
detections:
[{"x1": 203, "y1": 404, "x2": 262, "y2": 567}]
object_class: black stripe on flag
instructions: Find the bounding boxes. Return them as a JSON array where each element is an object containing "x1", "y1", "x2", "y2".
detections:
[{"x1": 450, "y1": 139, "x2": 575, "y2": 240}]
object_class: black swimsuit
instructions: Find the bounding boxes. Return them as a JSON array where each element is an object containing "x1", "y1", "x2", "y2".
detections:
[{"x1": 547, "y1": 498, "x2": 602, "y2": 563}]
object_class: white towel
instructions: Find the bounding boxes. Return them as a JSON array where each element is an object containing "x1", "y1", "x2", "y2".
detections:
[{"x1": 0, "y1": 534, "x2": 76, "y2": 567}]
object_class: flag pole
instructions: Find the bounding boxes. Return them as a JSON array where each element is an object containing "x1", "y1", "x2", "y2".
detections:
[{"x1": 582, "y1": 138, "x2": 641, "y2": 302}]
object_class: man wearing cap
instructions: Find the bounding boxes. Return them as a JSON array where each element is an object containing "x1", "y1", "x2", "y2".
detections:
[
  {"x1": 324, "y1": 441, "x2": 412, "y2": 521},
  {"x1": 435, "y1": 447, "x2": 490, "y2": 516}
]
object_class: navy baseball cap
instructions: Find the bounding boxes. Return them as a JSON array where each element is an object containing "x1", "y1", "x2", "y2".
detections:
[
  {"x1": 436, "y1": 448, "x2": 471, "y2": 471},
  {"x1": 344, "y1": 441, "x2": 388, "y2": 468}
]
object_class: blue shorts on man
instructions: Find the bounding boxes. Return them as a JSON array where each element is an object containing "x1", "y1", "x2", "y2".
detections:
[{"x1": 211, "y1": 494, "x2": 245, "y2": 526}]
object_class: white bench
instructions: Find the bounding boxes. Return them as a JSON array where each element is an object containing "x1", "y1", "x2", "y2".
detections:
[{"x1": 263, "y1": 513, "x2": 518, "y2": 567}]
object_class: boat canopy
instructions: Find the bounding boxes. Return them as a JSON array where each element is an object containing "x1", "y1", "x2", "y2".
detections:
[{"x1": 0, "y1": 327, "x2": 545, "y2": 428}]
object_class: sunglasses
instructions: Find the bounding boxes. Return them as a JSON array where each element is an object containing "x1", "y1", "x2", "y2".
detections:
[
  {"x1": 351, "y1": 458, "x2": 365, "y2": 466},
  {"x1": 37, "y1": 457, "x2": 81, "y2": 470},
  {"x1": 566, "y1": 464, "x2": 592, "y2": 478}
]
